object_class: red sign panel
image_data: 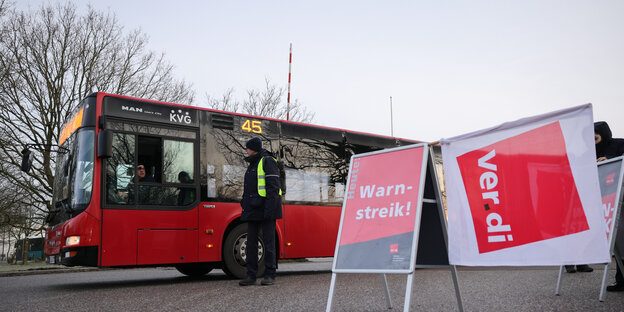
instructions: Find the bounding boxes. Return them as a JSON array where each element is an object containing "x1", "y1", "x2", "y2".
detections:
[
  {"x1": 603, "y1": 193, "x2": 617, "y2": 240},
  {"x1": 334, "y1": 145, "x2": 427, "y2": 271},
  {"x1": 598, "y1": 160, "x2": 623, "y2": 241},
  {"x1": 339, "y1": 147, "x2": 425, "y2": 245},
  {"x1": 456, "y1": 122, "x2": 589, "y2": 253}
]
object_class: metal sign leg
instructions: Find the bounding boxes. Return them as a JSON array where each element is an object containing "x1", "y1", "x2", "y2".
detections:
[
  {"x1": 599, "y1": 263, "x2": 609, "y2": 301},
  {"x1": 450, "y1": 265, "x2": 464, "y2": 312},
  {"x1": 381, "y1": 274, "x2": 393, "y2": 309},
  {"x1": 326, "y1": 273, "x2": 338, "y2": 312},
  {"x1": 403, "y1": 272, "x2": 414, "y2": 312},
  {"x1": 555, "y1": 265, "x2": 563, "y2": 296}
]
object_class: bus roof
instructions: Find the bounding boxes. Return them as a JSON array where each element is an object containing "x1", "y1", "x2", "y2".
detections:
[{"x1": 96, "y1": 92, "x2": 423, "y2": 144}]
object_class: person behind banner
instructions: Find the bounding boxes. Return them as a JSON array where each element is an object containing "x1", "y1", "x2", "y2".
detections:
[
  {"x1": 595, "y1": 121, "x2": 624, "y2": 291},
  {"x1": 238, "y1": 137, "x2": 283, "y2": 286},
  {"x1": 595, "y1": 121, "x2": 624, "y2": 162}
]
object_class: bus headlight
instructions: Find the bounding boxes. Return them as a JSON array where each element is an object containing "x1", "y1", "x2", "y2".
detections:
[{"x1": 65, "y1": 236, "x2": 80, "y2": 246}]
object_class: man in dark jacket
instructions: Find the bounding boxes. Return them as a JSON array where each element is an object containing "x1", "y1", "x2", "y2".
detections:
[
  {"x1": 239, "y1": 137, "x2": 283, "y2": 286},
  {"x1": 595, "y1": 122, "x2": 624, "y2": 292}
]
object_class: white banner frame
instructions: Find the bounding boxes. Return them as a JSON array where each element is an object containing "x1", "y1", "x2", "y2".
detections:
[{"x1": 442, "y1": 104, "x2": 610, "y2": 266}]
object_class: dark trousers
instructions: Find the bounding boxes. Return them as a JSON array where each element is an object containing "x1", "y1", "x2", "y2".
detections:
[
  {"x1": 245, "y1": 220, "x2": 277, "y2": 279},
  {"x1": 617, "y1": 263, "x2": 624, "y2": 284}
]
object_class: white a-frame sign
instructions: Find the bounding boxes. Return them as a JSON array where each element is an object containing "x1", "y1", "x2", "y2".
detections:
[{"x1": 326, "y1": 144, "x2": 463, "y2": 312}]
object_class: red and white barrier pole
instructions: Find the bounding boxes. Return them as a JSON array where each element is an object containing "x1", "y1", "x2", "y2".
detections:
[{"x1": 287, "y1": 43, "x2": 292, "y2": 121}]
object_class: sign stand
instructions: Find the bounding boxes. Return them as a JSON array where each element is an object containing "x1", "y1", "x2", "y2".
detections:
[
  {"x1": 555, "y1": 156, "x2": 624, "y2": 301},
  {"x1": 382, "y1": 273, "x2": 393, "y2": 309},
  {"x1": 326, "y1": 145, "x2": 463, "y2": 312}
]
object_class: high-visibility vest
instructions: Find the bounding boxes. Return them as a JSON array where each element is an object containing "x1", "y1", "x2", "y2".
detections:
[{"x1": 257, "y1": 156, "x2": 283, "y2": 197}]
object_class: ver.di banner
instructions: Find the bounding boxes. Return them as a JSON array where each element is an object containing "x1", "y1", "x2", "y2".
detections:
[
  {"x1": 333, "y1": 144, "x2": 428, "y2": 272},
  {"x1": 441, "y1": 104, "x2": 610, "y2": 266}
]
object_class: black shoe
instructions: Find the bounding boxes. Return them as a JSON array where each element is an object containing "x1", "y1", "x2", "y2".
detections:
[
  {"x1": 239, "y1": 277, "x2": 256, "y2": 286},
  {"x1": 576, "y1": 265, "x2": 593, "y2": 273},
  {"x1": 261, "y1": 276, "x2": 275, "y2": 286},
  {"x1": 607, "y1": 282, "x2": 624, "y2": 292},
  {"x1": 565, "y1": 265, "x2": 576, "y2": 273}
]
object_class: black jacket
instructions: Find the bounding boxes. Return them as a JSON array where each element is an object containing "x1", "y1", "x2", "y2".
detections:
[
  {"x1": 595, "y1": 121, "x2": 624, "y2": 159},
  {"x1": 240, "y1": 149, "x2": 283, "y2": 221}
]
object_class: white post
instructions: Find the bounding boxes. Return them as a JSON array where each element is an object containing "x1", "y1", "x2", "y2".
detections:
[
  {"x1": 403, "y1": 272, "x2": 414, "y2": 312},
  {"x1": 326, "y1": 273, "x2": 338, "y2": 312},
  {"x1": 450, "y1": 265, "x2": 464, "y2": 312},
  {"x1": 600, "y1": 263, "x2": 610, "y2": 301},
  {"x1": 555, "y1": 265, "x2": 564, "y2": 295},
  {"x1": 390, "y1": 96, "x2": 394, "y2": 137},
  {"x1": 286, "y1": 43, "x2": 292, "y2": 121}
]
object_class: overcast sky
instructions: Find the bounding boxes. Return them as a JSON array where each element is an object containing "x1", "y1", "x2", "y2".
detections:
[{"x1": 19, "y1": 1, "x2": 624, "y2": 142}]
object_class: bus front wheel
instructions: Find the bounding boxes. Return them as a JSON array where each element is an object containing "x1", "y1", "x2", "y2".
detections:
[{"x1": 222, "y1": 223, "x2": 265, "y2": 279}]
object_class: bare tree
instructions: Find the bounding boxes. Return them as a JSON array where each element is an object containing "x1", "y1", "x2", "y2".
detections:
[
  {"x1": 205, "y1": 88, "x2": 239, "y2": 113},
  {"x1": 205, "y1": 79, "x2": 314, "y2": 123},
  {"x1": 0, "y1": 1, "x2": 6, "y2": 15},
  {"x1": 0, "y1": 0, "x2": 8, "y2": 19},
  {"x1": 0, "y1": 2, "x2": 195, "y2": 233}
]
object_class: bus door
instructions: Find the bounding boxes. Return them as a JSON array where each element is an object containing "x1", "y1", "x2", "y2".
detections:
[{"x1": 101, "y1": 121, "x2": 199, "y2": 266}]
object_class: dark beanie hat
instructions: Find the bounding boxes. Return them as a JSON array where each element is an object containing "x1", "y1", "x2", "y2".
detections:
[{"x1": 245, "y1": 137, "x2": 262, "y2": 152}]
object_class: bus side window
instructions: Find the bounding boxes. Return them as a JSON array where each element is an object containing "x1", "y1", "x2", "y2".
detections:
[
  {"x1": 163, "y1": 140, "x2": 194, "y2": 183},
  {"x1": 134, "y1": 137, "x2": 197, "y2": 206},
  {"x1": 137, "y1": 136, "x2": 162, "y2": 183},
  {"x1": 164, "y1": 139, "x2": 196, "y2": 206},
  {"x1": 133, "y1": 136, "x2": 159, "y2": 205},
  {"x1": 106, "y1": 133, "x2": 135, "y2": 205},
  {"x1": 279, "y1": 136, "x2": 345, "y2": 204}
]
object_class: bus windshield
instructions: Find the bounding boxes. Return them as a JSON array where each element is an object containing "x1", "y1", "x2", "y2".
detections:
[{"x1": 51, "y1": 128, "x2": 95, "y2": 220}]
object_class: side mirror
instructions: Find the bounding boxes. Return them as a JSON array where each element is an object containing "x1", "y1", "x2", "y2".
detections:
[
  {"x1": 97, "y1": 129, "x2": 113, "y2": 158},
  {"x1": 20, "y1": 148, "x2": 33, "y2": 172}
]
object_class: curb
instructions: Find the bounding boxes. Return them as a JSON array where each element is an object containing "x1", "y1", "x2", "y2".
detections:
[{"x1": 0, "y1": 267, "x2": 100, "y2": 278}]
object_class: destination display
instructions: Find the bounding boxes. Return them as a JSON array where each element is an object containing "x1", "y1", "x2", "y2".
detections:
[{"x1": 102, "y1": 96, "x2": 199, "y2": 127}]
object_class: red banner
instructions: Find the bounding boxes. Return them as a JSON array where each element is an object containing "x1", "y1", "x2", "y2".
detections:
[
  {"x1": 339, "y1": 146, "x2": 425, "y2": 246},
  {"x1": 456, "y1": 121, "x2": 588, "y2": 253}
]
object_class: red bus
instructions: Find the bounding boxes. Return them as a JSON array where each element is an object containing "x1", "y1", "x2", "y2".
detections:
[{"x1": 41, "y1": 92, "x2": 418, "y2": 278}]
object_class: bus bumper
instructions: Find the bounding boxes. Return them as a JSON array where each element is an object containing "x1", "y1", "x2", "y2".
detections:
[{"x1": 60, "y1": 246, "x2": 98, "y2": 266}]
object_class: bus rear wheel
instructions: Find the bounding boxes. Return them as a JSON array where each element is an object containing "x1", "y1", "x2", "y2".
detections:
[
  {"x1": 175, "y1": 263, "x2": 214, "y2": 277},
  {"x1": 222, "y1": 223, "x2": 265, "y2": 279}
]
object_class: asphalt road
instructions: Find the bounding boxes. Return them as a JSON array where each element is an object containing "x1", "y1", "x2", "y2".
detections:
[{"x1": 1, "y1": 259, "x2": 623, "y2": 311}]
